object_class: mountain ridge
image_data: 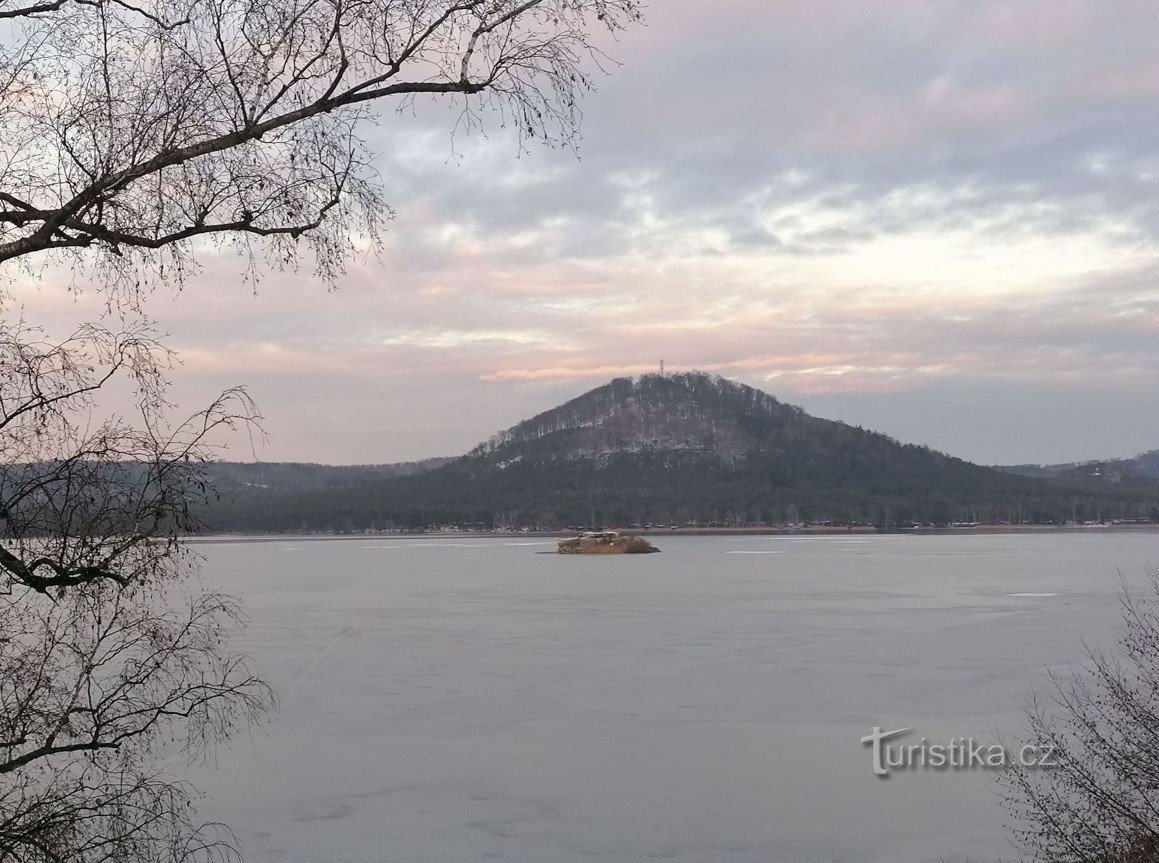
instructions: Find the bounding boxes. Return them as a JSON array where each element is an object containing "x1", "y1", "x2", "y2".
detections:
[
  {"x1": 996, "y1": 451, "x2": 1159, "y2": 492},
  {"x1": 201, "y1": 372, "x2": 1159, "y2": 532}
]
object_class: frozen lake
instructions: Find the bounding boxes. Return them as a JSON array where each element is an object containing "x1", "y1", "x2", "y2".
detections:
[{"x1": 191, "y1": 532, "x2": 1159, "y2": 862}]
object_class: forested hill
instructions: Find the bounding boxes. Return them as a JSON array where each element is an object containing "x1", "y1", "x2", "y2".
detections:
[
  {"x1": 203, "y1": 458, "x2": 452, "y2": 494},
  {"x1": 998, "y1": 451, "x2": 1159, "y2": 494},
  {"x1": 201, "y1": 373, "x2": 1159, "y2": 532}
]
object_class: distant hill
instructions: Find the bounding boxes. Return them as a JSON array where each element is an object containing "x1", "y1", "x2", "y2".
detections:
[
  {"x1": 199, "y1": 459, "x2": 452, "y2": 531},
  {"x1": 201, "y1": 373, "x2": 1159, "y2": 532},
  {"x1": 997, "y1": 451, "x2": 1159, "y2": 494},
  {"x1": 204, "y1": 459, "x2": 452, "y2": 494}
]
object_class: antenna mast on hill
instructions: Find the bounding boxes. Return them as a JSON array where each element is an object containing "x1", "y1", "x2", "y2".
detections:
[{"x1": 659, "y1": 359, "x2": 665, "y2": 377}]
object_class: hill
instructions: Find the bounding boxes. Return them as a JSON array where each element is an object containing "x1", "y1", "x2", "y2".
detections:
[
  {"x1": 998, "y1": 451, "x2": 1159, "y2": 495},
  {"x1": 201, "y1": 373, "x2": 1159, "y2": 532},
  {"x1": 203, "y1": 458, "x2": 452, "y2": 494}
]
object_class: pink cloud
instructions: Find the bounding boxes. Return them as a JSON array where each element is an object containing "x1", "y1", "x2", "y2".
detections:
[
  {"x1": 807, "y1": 80, "x2": 1034, "y2": 153},
  {"x1": 1086, "y1": 60, "x2": 1159, "y2": 100},
  {"x1": 965, "y1": 2, "x2": 1095, "y2": 50}
]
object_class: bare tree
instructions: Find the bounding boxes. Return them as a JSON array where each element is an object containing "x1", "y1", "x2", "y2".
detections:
[
  {"x1": 0, "y1": 0, "x2": 642, "y2": 294},
  {"x1": 1002, "y1": 570, "x2": 1159, "y2": 863},
  {"x1": 0, "y1": 319, "x2": 275, "y2": 862}
]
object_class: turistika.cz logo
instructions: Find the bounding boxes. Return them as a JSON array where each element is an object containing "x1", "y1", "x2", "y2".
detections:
[{"x1": 860, "y1": 726, "x2": 1057, "y2": 777}]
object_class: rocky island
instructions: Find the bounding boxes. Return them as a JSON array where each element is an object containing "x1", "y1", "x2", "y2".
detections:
[{"x1": 557, "y1": 531, "x2": 660, "y2": 554}]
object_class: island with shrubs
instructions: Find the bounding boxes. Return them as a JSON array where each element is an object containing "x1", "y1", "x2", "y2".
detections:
[{"x1": 557, "y1": 531, "x2": 660, "y2": 555}]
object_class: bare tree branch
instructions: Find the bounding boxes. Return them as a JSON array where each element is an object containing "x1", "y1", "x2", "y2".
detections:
[{"x1": 0, "y1": 0, "x2": 643, "y2": 294}]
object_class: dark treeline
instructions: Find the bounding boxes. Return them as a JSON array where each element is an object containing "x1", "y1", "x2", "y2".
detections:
[{"x1": 200, "y1": 449, "x2": 1159, "y2": 533}]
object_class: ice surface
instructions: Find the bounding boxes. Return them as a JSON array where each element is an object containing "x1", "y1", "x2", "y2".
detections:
[{"x1": 188, "y1": 533, "x2": 1159, "y2": 862}]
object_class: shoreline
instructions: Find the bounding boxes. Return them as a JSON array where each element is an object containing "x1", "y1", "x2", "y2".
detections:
[{"x1": 186, "y1": 523, "x2": 1159, "y2": 544}]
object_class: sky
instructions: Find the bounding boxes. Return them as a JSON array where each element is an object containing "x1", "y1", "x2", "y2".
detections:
[{"x1": 11, "y1": 0, "x2": 1159, "y2": 466}]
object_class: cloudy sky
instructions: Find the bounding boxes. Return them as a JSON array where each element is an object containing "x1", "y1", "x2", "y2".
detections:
[{"x1": 14, "y1": 0, "x2": 1159, "y2": 465}]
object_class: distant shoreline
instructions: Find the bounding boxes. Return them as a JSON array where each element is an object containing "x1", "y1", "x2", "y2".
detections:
[{"x1": 187, "y1": 523, "x2": 1159, "y2": 544}]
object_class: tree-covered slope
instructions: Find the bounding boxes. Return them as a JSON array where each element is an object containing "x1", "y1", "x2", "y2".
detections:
[
  {"x1": 999, "y1": 451, "x2": 1159, "y2": 494},
  {"x1": 201, "y1": 373, "x2": 1159, "y2": 532}
]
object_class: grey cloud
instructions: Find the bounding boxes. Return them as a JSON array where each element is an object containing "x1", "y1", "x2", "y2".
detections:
[{"x1": 17, "y1": 0, "x2": 1159, "y2": 464}]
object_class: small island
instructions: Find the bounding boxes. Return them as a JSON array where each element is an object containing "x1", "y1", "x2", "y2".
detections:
[{"x1": 557, "y1": 531, "x2": 660, "y2": 555}]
